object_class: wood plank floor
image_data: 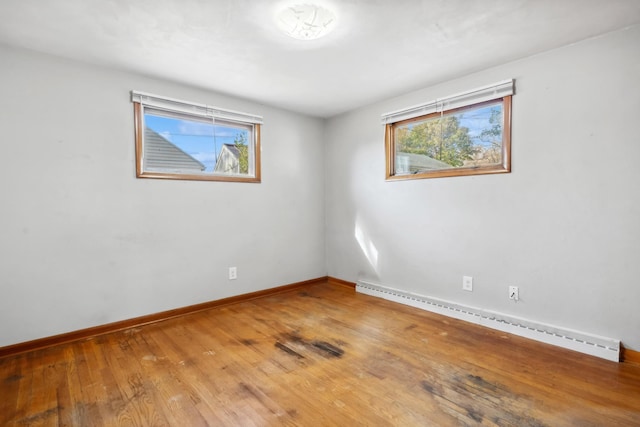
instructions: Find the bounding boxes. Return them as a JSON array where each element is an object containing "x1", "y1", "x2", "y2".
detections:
[{"x1": 1, "y1": 282, "x2": 639, "y2": 426}]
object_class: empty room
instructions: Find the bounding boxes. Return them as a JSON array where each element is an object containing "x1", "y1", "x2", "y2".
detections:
[{"x1": 1, "y1": 0, "x2": 640, "y2": 425}]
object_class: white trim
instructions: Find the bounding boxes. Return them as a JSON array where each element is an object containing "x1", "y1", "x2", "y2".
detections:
[
  {"x1": 381, "y1": 79, "x2": 514, "y2": 125},
  {"x1": 131, "y1": 91, "x2": 263, "y2": 125},
  {"x1": 357, "y1": 280, "x2": 620, "y2": 362}
]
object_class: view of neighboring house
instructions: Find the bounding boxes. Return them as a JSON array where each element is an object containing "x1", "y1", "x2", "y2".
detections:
[
  {"x1": 144, "y1": 127, "x2": 206, "y2": 173},
  {"x1": 214, "y1": 144, "x2": 241, "y2": 174}
]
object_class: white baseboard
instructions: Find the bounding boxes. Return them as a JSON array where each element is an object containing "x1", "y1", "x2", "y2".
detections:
[{"x1": 356, "y1": 280, "x2": 620, "y2": 362}]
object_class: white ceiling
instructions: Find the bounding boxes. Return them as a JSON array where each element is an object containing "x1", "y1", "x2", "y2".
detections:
[{"x1": 1, "y1": 0, "x2": 639, "y2": 118}]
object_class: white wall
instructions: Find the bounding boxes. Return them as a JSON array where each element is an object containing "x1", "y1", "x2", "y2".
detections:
[
  {"x1": 325, "y1": 25, "x2": 640, "y2": 351},
  {"x1": 0, "y1": 45, "x2": 326, "y2": 347},
  {"x1": 3, "y1": 25, "x2": 639, "y2": 353}
]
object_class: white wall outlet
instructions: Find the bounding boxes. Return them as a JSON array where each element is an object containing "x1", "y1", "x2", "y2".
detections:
[
  {"x1": 229, "y1": 267, "x2": 237, "y2": 280},
  {"x1": 462, "y1": 276, "x2": 473, "y2": 291},
  {"x1": 509, "y1": 286, "x2": 519, "y2": 301}
]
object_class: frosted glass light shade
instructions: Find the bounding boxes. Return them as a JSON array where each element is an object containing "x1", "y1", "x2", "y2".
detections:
[{"x1": 276, "y1": 4, "x2": 336, "y2": 40}]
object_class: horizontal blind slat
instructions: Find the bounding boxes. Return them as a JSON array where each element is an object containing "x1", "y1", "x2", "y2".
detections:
[
  {"x1": 132, "y1": 90, "x2": 263, "y2": 124},
  {"x1": 381, "y1": 79, "x2": 514, "y2": 124}
]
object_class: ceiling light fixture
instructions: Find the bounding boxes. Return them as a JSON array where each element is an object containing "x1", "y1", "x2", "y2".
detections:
[{"x1": 276, "y1": 4, "x2": 337, "y2": 40}]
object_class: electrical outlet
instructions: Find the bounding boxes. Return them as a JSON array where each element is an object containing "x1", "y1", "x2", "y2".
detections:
[
  {"x1": 509, "y1": 286, "x2": 519, "y2": 301},
  {"x1": 462, "y1": 276, "x2": 473, "y2": 291},
  {"x1": 229, "y1": 267, "x2": 237, "y2": 280}
]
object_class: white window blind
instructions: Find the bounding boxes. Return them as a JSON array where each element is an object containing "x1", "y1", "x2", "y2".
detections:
[
  {"x1": 131, "y1": 91, "x2": 263, "y2": 125},
  {"x1": 381, "y1": 79, "x2": 514, "y2": 125}
]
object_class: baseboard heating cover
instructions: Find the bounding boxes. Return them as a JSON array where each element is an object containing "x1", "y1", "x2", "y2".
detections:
[{"x1": 357, "y1": 280, "x2": 620, "y2": 362}]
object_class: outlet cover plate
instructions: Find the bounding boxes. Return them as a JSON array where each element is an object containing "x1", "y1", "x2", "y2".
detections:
[{"x1": 463, "y1": 276, "x2": 473, "y2": 291}]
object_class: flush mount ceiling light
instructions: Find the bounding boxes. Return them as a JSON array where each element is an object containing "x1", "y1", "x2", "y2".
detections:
[{"x1": 276, "y1": 4, "x2": 337, "y2": 40}]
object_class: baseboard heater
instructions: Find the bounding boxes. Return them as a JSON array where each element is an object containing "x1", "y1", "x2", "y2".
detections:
[{"x1": 356, "y1": 280, "x2": 620, "y2": 362}]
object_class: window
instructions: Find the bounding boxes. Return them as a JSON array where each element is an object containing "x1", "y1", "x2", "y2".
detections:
[
  {"x1": 383, "y1": 80, "x2": 513, "y2": 180},
  {"x1": 132, "y1": 91, "x2": 262, "y2": 182}
]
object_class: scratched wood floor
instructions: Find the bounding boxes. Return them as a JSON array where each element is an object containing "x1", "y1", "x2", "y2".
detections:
[{"x1": 2, "y1": 282, "x2": 640, "y2": 426}]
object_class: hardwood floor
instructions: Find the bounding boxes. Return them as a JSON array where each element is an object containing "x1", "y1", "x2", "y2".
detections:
[{"x1": 1, "y1": 282, "x2": 639, "y2": 426}]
